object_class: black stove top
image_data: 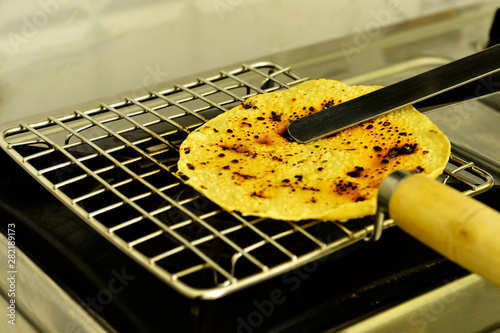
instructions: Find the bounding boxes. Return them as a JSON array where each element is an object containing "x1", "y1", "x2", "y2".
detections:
[{"x1": 4, "y1": 147, "x2": 495, "y2": 332}]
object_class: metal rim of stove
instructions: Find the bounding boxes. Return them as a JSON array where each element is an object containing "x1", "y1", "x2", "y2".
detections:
[{"x1": 0, "y1": 62, "x2": 494, "y2": 300}]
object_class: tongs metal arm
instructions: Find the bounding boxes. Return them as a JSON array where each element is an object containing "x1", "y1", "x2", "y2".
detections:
[
  {"x1": 288, "y1": 43, "x2": 500, "y2": 144},
  {"x1": 413, "y1": 70, "x2": 500, "y2": 113}
]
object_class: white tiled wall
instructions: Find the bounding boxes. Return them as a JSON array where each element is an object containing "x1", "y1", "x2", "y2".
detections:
[{"x1": 0, "y1": 0, "x2": 496, "y2": 124}]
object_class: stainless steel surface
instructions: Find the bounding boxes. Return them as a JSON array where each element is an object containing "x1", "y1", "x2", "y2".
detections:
[
  {"x1": 0, "y1": 234, "x2": 107, "y2": 333},
  {"x1": 426, "y1": 97, "x2": 500, "y2": 186},
  {"x1": 336, "y1": 274, "x2": 500, "y2": 333},
  {"x1": 287, "y1": 43, "x2": 500, "y2": 143},
  {"x1": 0, "y1": 62, "x2": 494, "y2": 300}
]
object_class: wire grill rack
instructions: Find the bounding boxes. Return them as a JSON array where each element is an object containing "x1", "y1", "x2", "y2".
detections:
[{"x1": 0, "y1": 62, "x2": 494, "y2": 299}]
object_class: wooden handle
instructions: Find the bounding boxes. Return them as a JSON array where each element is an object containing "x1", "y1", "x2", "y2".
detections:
[{"x1": 389, "y1": 174, "x2": 500, "y2": 288}]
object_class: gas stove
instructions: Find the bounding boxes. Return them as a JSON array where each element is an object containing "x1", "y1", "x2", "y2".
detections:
[{"x1": 1, "y1": 3, "x2": 500, "y2": 333}]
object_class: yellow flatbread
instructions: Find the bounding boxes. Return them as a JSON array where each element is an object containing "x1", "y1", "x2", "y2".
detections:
[{"x1": 177, "y1": 79, "x2": 450, "y2": 222}]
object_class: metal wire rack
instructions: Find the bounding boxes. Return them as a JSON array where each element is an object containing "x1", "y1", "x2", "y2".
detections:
[{"x1": 0, "y1": 62, "x2": 494, "y2": 299}]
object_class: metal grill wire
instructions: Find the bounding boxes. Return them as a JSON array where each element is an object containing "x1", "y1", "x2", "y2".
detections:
[{"x1": 1, "y1": 62, "x2": 494, "y2": 299}]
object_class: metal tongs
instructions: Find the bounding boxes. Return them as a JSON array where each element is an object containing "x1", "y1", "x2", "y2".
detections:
[
  {"x1": 287, "y1": 43, "x2": 500, "y2": 290},
  {"x1": 287, "y1": 43, "x2": 500, "y2": 143}
]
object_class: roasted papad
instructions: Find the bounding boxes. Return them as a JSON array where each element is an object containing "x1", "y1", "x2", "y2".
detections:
[{"x1": 177, "y1": 79, "x2": 451, "y2": 222}]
